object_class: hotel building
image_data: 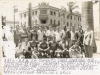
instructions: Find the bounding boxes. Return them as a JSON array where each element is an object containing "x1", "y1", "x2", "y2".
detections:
[{"x1": 19, "y1": 2, "x2": 81, "y2": 30}]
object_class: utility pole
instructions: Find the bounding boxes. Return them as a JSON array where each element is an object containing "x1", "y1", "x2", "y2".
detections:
[{"x1": 13, "y1": 6, "x2": 17, "y2": 29}]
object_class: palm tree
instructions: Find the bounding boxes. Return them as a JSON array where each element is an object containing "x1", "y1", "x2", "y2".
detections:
[
  {"x1": 67, "y1": 2, "x2": 79, "y2": 30},
  {"x1": 59, "y1": 6, "x2": 67, "y2": 29},
  {"x1": 59, "y1": 2, "x2": 79, "y2": 30},
  {"x1": 28, "y1": 2, "x2": 32, "y2": 30}
]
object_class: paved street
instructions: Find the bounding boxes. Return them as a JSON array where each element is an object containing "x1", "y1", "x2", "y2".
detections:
[{"x1": 93, "y1": 40, "x2": 100, "y2": 58}]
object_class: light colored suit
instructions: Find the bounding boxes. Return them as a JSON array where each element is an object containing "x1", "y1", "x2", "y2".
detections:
[
  {"x1": 83, "y1": 30, "x2": 93, "y2": 58},
  {"x1": 83, "y1": 30, "x2": 93, "y2": 46}
]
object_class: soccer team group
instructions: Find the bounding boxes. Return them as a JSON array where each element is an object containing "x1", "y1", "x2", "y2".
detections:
[{"x1": 14, "y1": 25, "x2": 85, "y2": 58}]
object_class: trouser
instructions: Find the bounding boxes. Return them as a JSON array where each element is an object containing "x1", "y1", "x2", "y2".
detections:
[
  {"x1": 49, "y1": 50, "x2": 56, "y2": 58},
  {"x1": 47, "y1": 36, "x2": 51, "y2": 42},
  {"x1": 85, "y1": 45, "x2": 93, "y2": 58},
  {"x1": 71, "y1": 40, "x2": 76, "y2": 46},
  {"x1": 79, "y1": 42, "x2": 84, "y2": 53},
  {"x1": 15, "y1": 39, "x2": 19, "y2": 47},
  {"x1": 39, "y1": 50, "x2": 50, "y2": 58},
  {"x1": 63, "y1": 50, "x2": 70, "y2": 58},
  {"x1": 66, "y1": 39, "x2": 71, "y2": 50},
  {"x1": 55, "y1": 51, "x2": 63, "y2": 58}
]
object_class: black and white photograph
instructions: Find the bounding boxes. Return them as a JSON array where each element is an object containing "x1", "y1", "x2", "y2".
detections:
[
  {"x1": 0, "y1": 0, "x2": 100, "y2": 75},
  {"x1": 1, "y1": 0, "x2": 100, "y2": 59}
]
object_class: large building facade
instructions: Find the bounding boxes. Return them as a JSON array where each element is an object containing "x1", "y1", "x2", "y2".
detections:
[{"x1": 19, "y1": 2, "x2": 81, "y2": 30}]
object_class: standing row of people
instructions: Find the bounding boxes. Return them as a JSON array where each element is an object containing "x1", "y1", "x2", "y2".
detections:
[
  {"x1": 14, "y1": 25, "x2": 93, "y2": 58},
  {"x1": 2, "y1": 24, "x2": 94, "y2": 58}
]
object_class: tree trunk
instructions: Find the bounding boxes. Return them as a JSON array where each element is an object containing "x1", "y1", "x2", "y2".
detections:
[
  {"x1": 82, "y1": 1, "x2": 97, "y2": 53},
  {"x1": 28, "y1": 2, "x2": 32, "y2": 30}
]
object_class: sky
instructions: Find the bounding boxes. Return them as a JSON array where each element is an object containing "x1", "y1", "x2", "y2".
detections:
[{"x1": 0, "y1": 0, "x2": 99, "y2": 30}]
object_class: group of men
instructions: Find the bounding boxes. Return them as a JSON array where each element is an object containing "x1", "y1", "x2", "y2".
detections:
[{"x1": 2, "y1": 24, "x2": 94, "y2": 58}]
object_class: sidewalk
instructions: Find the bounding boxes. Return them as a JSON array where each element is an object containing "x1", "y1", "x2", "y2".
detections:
[
  {"x1": 93, "y1": 40, "x2": 100, "y2": 58},
  {"x1": 93, "y1": 53, "x2": 100, "y2": 58}
]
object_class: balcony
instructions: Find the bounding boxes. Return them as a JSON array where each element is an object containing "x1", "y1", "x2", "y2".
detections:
[{"x1": 39, "y1": 14, "x2": 48, "y2": 20}]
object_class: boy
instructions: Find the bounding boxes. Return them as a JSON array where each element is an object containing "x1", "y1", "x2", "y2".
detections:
[
  {"x1": 49, "y1": 37, "x2": 59, "y2": 58},
  {"x1": 24, "y1": 47, "x2": 32, "y2": 58},
  {"x1": 59, "y1": 38, "x2": 69, "y2": 58},
  {"x1": 69, "y1": 42, "x2": 83, "y2": 58},
  {"x1": 31, "y1": 47, "x2": 39, "y2": 59},
  {"x1": 38, "y1": 38, "x2": 49, "y2": 58}
]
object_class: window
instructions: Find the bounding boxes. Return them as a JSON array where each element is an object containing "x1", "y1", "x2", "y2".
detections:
[
  {"x1": 54, "y1": 12, "x2": 56, "y2": 16},
  {"x1": 78, "y1": 18, "x2": 79, "y2": 21},
  {"x1": 35, "y1": 11, "x2": 37, "y2": 15},
  {"x1": 24, "y1": 13, "x2": 26, "y2": 18},
  {"x1": 54, "y1": 20, "x2": 56, "y2": 24},
  {"x1": 50, "y1": 11, "x2": 53, "y2": 15},
  {"x1": 67, "y1": 22, "x2": 69, "y2": 26},
  {"x1": 35, "y1": 20, "x2": 37, "y2": 24},
  {"x1": 78, "y1": 17, "x2": 80, "y2": 21},
  {"x1": 32, "y1": 12, "x2": 34, "y2": 15},
  {"x1": 50, "y1": 20, "x2": 52, "y2": 24},
  {"x1": 71, "y1": 16, "x2": 72, "y2": 20},
  {"x1": 58, "y1": 21, "x2": 60, "y2": 25},
  {"x1": 63, "y1": 14, "x2": 65, "y2": 18}
]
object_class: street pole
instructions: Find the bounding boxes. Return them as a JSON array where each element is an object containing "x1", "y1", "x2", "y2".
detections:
[
  {"x1": 14, "y1": 7, "x2": 15, "y2": 29},
  {"x1": 13, "y1": 6, "x2": 16, "y2": 29}
]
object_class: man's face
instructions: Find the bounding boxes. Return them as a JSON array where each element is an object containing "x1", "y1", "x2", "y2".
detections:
[
  {"x1": 87, "y1": 26, "x2": 90, "y2": 31},
  {"x1": 32, "y1": 37, "x2": 35, "y2": 41},
  {"x1": 79, "y1": 26, "x2": 82, "y2": 30},
  {"x1": 25, "y1": 38, "x2": 28, "y2": 42},
  {"x1": 53, "y1": 37, "x2": 56, "y2": 41},
  {"x1": 71, "y1": 27, "x2": 74, "y2": 31},
  {"x1": 75, "y1": 43, "x2": 79, "y2": 47}
]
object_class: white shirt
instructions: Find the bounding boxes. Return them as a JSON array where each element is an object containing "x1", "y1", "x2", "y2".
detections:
[
  {"x1": 3, "y1": 27, "x2": 15, "y2": 58},
  {"x1": 51, "y1": 31, "x2": 55, "y2": 37},
  {"x1": 60, "y1": 30, "x2": 66, "y2": 38},
  {"x1": 83, "y1": 30, "x2": 93, "y2": 46},
  {"x1": 22, "y1": 42, "x2": 30, "y2": 51},
  {"x1": 46, "y1": 30, "x2": 51, "y2": 36},
  {"x1": 54, "y1": 31, "x2": 61, "y2": 42},
  {"x1": 70, "y1": 31, "x2": 76, "y2": 41},
  {"x1": 37, "y1": 30, "x2": 43, "y2": 41}
]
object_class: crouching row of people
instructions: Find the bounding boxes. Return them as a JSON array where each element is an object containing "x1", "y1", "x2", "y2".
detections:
[{"x1": 15, "y1": 37, "x2": 84, "y2": 58}]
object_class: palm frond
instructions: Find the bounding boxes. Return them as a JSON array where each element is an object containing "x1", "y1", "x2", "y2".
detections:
[
  {"x1": 72, "y1": 5, "x2": 79, "y2": 10},
  {"x1": 70, "y1": 2, "x2": 76, "y2": 7},
  {"x1": 67, "y1": 2, "x2": 79, "y2": 13}
]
